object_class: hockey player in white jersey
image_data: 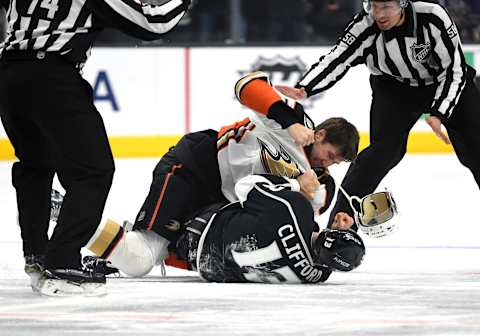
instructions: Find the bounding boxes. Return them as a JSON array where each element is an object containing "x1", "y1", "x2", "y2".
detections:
[
  {"x1": 218, "y1": 71, "x2": 359, "y2": 213},
  {"x1": 53, "y1": 72, "x2": 360, "y2": 279}
]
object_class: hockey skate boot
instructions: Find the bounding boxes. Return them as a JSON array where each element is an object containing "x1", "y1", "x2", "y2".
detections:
[
  {"x1": 82, "y1": 256, "x2": 120, "y2": 277},
  {"x1": 24, "y1": 255, "x2": 45, "y2": 291},
  {"x1": 36, "y1": 268, "x2": 106, "y2": 297}
]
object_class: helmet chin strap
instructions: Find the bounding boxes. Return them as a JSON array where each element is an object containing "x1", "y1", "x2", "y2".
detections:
[
  {"x1": 338, "y1": 185, "x2": 362, "y2": 217},
  {"x1": 395, "y1": 9, "x2": 406, "y2": 27}
]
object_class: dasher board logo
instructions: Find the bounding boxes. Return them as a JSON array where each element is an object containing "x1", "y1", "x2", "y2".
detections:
[
  {"x1": 410, "y1": 42, "x2": 431, "y2": 63},
  {"x1": 238, "y1": 55, "x2": 323, "y2": 109}
]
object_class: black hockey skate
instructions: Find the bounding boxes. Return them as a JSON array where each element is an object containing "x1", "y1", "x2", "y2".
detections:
[
  {"x1": 24, "y1": 255, "x2": 45, "y2": 291},
  {"x1": 36, "y1": 268, "x2": 107, "y2": 297},
  {"x1": 82, "y1": 256, "x2": 120, "y2": 277}
]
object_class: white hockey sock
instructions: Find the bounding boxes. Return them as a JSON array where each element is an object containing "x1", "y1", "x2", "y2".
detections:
[
  {"x1": 107, "y1": 230, "x2": 169, "y2": 277},
  {"x1": 86, "y1": 219, "x2": 170, "y2": 277}
]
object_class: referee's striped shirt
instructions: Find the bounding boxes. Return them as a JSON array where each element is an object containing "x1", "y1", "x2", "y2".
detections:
[
  {"x1": 0, "y1": 0, "x2": 189, "y2": 64},
  {"x1": 298, "y1": 1, "x2": 467, "y2": 119}
]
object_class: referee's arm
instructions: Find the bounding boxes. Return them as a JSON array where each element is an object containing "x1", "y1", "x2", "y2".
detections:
[
  {"x1": 89, "y1": 0, "x2": 190, "y2": 40},
  {"x1": 297, "y1": 12, "x2": 376, "y2": 97},
  {"x1": 428, "y1": 6, "x2": 467, "y2": 120}
]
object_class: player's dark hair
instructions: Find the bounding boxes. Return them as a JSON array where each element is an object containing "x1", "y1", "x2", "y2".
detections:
[{"x1": 315, "y1": 117, "x2": 359, "y2": 162}]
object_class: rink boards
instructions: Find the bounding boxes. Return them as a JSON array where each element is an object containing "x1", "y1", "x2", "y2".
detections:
[{"x1": 2, "y1": 45, "x2": 480, "y2": 159}]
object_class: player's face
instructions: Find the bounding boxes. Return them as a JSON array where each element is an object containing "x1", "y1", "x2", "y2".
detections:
[
  {"x1": 309, "y1": 130, "x2": 344, "y2": 168},
  {"x1": 369, "y1": 1, "x2": 403, "y2": 30}
]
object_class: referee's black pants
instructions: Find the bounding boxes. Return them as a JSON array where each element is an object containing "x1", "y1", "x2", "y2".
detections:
[
  {"x1": 328, "y1": 70, "x2": 480, "y2": 226},
  {"x1": 0, "y1": 54, "x2": 115, "y2": 269}
]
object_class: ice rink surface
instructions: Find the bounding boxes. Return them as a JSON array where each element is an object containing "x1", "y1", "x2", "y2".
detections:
[{"x1": 1, "y1": 155, "x2": 479, "y2": 336}]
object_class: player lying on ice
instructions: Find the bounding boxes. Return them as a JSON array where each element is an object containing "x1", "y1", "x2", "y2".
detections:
[
  {"x1": 51, "y1": 170, "x2": 398, "y2": 284},
  {"x1": 100, "y1": 172, "x2": 366, "y2": 283},
  {"x1": 164, "y1": 173, "x2": 366, "y2": 283}
]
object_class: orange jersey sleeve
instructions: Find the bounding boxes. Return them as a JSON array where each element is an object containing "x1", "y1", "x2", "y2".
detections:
[
  {"x1": 235, "y1": 73, "x2": 282, "y2": 116},
  {"x1": 234, "y1": 71, "x2": 301, "y2": 129}
]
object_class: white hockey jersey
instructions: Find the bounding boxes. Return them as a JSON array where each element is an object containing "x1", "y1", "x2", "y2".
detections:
[{"x1": 217, "y1": 73, "x2": 328, "y2": 211}]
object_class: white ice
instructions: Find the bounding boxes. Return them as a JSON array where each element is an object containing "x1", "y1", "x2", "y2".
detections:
[{"x1": 1, "y1": 155, "x2": 479, "y2": 336}]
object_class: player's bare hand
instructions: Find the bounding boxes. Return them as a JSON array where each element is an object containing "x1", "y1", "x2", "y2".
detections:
[
  {"x1": 287, "y1": 123, "x2": 315, "y2": 146},
  {"x1": 297, "y1": 169, "x2": 320, "y2": 200},
  {"x1": 331, "y1": 212, "x2": 354, "y2": 230},
  {"x1": 274, "y1": 85, "x2": 307, "y2": 100},
  {"x1": 426, "y1": 115, "x2": 450, "y2": 145}
]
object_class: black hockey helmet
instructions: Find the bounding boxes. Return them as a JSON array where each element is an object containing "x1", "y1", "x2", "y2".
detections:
[{"x1": 312, "y1": 229, "x2": 365, "y2": 272}]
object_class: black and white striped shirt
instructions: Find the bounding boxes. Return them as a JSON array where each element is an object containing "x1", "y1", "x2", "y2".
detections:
[
  {"x1": 298, "y1": 1, "x2": 466, "y2": 119},
  {"x1": 0, "y1": 0, "x2": 189, "y2": 64}
]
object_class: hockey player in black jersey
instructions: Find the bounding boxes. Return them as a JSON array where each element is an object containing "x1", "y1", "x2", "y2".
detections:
[{"x1": 167, "y1": 173, "x2": 365, "y2": 283}]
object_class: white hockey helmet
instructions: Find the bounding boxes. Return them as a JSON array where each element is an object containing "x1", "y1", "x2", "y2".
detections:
[
  {"x1": 338, "y1": 186, "x2": 399, "y2": 238},
  {"x1": 354, "y1": 191, "x2": 399, "y2": 238}
]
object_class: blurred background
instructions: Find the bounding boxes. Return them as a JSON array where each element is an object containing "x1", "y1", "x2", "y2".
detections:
[
  {"x1": 89, "y1": 0, "x2": 480, "y2": 46},
  {"x1": 92, "y1": 0, "x2": 480, "y2": 46},
  {"x1": 0, "y1": 1, "x2": 478, "y2": 48}
]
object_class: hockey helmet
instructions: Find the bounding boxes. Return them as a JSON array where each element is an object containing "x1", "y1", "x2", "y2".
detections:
[
  {"x1": 338, "y1": 186, "x2": 399, "y2": 238},
  {"x1": 313, "y1": 229, "x2": 365, "y2": 272},
  {"x1": 355, "y1": 191, "x2": 398, "y2": 238},
  {"x1": 363, "y1": 0, "x2": 409, "y2": 16}
]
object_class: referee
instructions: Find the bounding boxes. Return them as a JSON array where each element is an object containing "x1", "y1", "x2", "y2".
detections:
[
  {"x1": 276, "y1": 0, "x2": 480, "y2": 227},
  {"x1": 0, "y1": 0, "x2": 190, "y2": 296}
]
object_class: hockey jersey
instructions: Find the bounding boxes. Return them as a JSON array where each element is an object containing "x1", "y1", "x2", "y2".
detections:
[
  {"x1": 217, "y1": 71, "x2": 329, "y2": 212},
  {"x1": 196, "y1": 174, "x2": 332, "y2": 284}
]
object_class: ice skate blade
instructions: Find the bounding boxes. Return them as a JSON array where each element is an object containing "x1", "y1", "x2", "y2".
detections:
[{"x1": 36, "y1": 278, "x2": 107, "y2": 297}]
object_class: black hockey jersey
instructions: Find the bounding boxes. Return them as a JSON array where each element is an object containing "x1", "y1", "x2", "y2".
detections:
[{"x1": 196, "y1": 174, "x2": 332, "y2": 284}]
